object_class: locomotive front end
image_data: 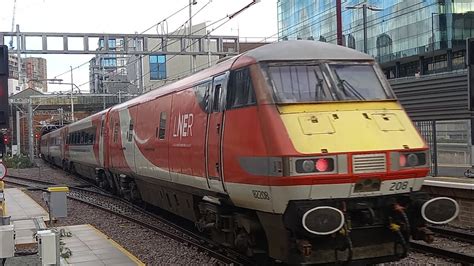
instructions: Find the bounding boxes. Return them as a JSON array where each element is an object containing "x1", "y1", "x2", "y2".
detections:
[{"x1": 252, "y1": 45, "x2": 459, "y2": 264}]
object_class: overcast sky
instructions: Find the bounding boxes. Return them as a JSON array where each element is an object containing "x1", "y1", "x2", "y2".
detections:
[{"x1": 0, "y1": 0, "x2": 277, "y2": 92}]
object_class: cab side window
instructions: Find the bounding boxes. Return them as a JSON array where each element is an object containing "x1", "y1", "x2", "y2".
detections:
[
  {"x1": 194, "y1": 81, "x2": 211, "y2": 113},
  {"x1": 226, "y1": 68, "x2": 256, "y2": 109}
]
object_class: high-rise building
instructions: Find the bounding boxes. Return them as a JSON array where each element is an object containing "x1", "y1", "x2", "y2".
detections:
[
  {"x1": 277, "y1": 0, "x2": 474, "y2": 78},
  {"x1": 8, "y1": 54, "x2": 18, "y2": 80},
  {"x1": 23, "y1": 57, "x2": 48, "y2": 92},
  {"x1": 7, "y1": 53, "x2": 19, "y2": 96}
]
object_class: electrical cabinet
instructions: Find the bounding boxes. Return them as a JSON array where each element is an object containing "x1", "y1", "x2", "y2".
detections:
[
  {"x1": 0, "y1": 224, "x2": 14, "y2": 258},
  {"x1": 37, "y1": 230, "x2": 59, "y2": 265}
]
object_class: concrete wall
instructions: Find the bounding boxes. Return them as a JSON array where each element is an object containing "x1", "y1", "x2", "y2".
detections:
[{"x1": 422, "y1": 185, "x2": 474, "y2": 228}]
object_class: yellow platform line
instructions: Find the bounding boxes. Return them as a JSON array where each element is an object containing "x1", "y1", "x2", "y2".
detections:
[{"x1": 88, "y1": 224, "x2": 145, "y2": 266}]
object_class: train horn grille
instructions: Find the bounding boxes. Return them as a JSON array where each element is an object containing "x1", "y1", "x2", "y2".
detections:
[{"x1": 352, "y1": 153, "x2": 386, "y2": 173}]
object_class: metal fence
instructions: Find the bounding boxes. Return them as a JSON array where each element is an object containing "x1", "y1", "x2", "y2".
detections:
[
  {"x1": 414, "y1": 120, "x2": 472, "y2": 177},
  {"x1": 414, "y1": 121, "x2": 438, "y2": 176}
]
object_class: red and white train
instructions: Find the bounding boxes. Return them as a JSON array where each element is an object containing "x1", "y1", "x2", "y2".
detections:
[{"x1": 41, "y1": 41, "x2": 459, "y2": 264}]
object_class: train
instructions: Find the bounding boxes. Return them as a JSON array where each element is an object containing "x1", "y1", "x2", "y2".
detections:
[{"x1": 40, "y1": 40, "x2": 459, "y2": 265}]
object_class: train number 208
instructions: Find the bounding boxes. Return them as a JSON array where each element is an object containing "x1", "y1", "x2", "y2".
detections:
[{"x1": 389, "y1": 181, "x2": 409, "y2": 191}]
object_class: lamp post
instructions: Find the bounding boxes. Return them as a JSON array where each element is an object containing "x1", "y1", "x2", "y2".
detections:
[
  {"x1": 346, "y1": 3, "x2": 383, "y2": 54},
  {"x1": 70, "y1": 66, "x2": 74, "y2": 122},
  {"x1": 189, "y1": 0, "x2": 197, "y2": 74}
]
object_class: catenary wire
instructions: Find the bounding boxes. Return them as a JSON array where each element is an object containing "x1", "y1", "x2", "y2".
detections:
[{"x1": 50, "y1": 2, "x2": 191, "y2": 79}]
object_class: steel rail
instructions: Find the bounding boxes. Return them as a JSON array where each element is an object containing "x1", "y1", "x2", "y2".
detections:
[
  {"x1": 409, "y1": 241, "x2": 474, "y2": 265},
  {"x1": 66, "y1": 193, "x2": 251, "y2": 266},
  {"x1": 3, "y1": 174, "x2": 58, "y2": 186},
  {"x1": 427, "y1": 225, "x2": 474, "y2": 244},
  {"x1": 3, "y1": 174, "x2": 254, "y2": 265}
]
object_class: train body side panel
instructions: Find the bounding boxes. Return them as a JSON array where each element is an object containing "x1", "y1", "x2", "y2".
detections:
[
  {"x1": 108, "y1": 109, "x2": 132, "y2": 174},
  {"x1": 67, "y1": 117, "x2": 96, "y2": 167},
  {"x1": 48, "y1": 130, "x2": 62, "y2": 167},
  {"x1": 134, "y1": 96, "x2": 171, "y2": 181},
  {"x1": 223, "y1": 105, "x2": 273, "y2": 211},
  {"x1": 168, "y1": 88, "x2": 208, "y2": 190}
]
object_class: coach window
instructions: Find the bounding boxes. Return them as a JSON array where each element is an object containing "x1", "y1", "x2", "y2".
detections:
[
  {"x1": 84, "y1": 133, "x2": 89, "y2": 145},
  {"x1": 88, "y1": 133, "x2": 94, "y2": 144},
  {"x1": 226, "y1": 68, "x2": 256, "y2": 109},
  {"x1": 127, "y1": 120, "x2": 134, "y2": 142},
  {"x1": 113, "y1": 123, "x2": 119, "y2": 143},
  {"x1": 158, "y1": 112, "x2": 167, "y2": 140}
]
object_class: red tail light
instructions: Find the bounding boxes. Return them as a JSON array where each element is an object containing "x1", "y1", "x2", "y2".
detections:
[{"x1": 315, "y1": 158, "x2": 329, "y2": 172}]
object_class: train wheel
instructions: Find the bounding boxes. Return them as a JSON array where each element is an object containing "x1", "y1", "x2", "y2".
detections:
[
  {"x1": 97, "y1": 171, "x2": 109, "y2": 190},
  {"x1": 129, "y1": 182, "x2": 142, "y2": 203}
]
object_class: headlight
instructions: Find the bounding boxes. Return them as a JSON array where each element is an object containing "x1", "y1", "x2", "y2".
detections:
[
  {"x1": 302, "y1": 206, "x2": 345, "y2": 235},
  {"x1": 391, "y1": 151, "x2": 428, "y2": 170}
]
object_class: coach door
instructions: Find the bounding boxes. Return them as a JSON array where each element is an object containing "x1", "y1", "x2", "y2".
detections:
[{"x1": 205, "y1": 73, "x2": 228, "y2": 193}]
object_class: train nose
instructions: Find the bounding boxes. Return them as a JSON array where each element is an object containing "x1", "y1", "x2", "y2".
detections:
[
  {"x1": 421, "y1": 197, "x2": 459, "y2": 224},
  {"x1": 302, "y1": 206, "x2": 345, "y2": 235}
]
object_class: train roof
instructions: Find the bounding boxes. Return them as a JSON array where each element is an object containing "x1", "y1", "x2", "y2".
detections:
[
  {"x1": 242, "y1": 40, "x2": 373, "y2": 62},
  {"x1": 110, "y1": 41, "x2": 374, "y2": 111}
]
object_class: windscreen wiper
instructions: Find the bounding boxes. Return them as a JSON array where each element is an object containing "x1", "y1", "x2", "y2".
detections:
[
  {"x1": 334, "y1": 70, "x2": 365, "y2": 100},
  {"x1": 312, "y1": 69, "x2": 325, "y2": 100}
]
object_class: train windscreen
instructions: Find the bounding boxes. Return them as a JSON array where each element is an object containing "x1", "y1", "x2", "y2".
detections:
[
  {"x1": 328, "y1": 64, "x2": 391, "y2": 101},
  {"x1": 266, "y1": 62, "x2": 393, "y2": 103}
]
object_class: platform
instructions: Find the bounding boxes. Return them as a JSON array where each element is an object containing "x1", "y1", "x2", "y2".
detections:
[
  {"x1": 60, "y1": 224, "x2": 144, "y2": 265},
  {"x1": 423, "y1": 176, "x2": 474, "y2": 227},
  {"x1": 3, "y1": 188, "x2": 49, "y2": 246},
  {"x1": 2, "y1": 188, "x2": 143, "y2": 265},
  {"x1": 424, "y1": 176, "x2": 474, "y2": 190},
  {"x1": 4, "y1": 188, "x2": 49, "y2": 221}
]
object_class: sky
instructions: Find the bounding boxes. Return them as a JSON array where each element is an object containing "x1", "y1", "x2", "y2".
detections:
[{"x1": 0, "y1": 0, "x2": 278, "y2": 92}]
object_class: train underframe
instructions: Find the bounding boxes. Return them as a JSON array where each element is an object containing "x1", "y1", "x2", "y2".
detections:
[
  {"x1": 98, "y1": 169, "x2": 437, "y2": 265},
  {"x1": 43, "y1": 157, "x2": 440, "y2": 265},
  {"x1": 260, "y1": 192, "x2": 434, "y2": 265}
]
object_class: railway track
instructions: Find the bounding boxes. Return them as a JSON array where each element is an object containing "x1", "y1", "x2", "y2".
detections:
[
  {"x1": 428, "y1": 225, "x2": 474, "y2": 244},
  {"x1": 3, "y1": 174, "x2": 255, "y2": 265},
  {"x1": 409, "y1": 226, "x2": 474, "y2": 265},
  {"x1": 410, "y1": 241, "x2": 474, "y2": 265}
]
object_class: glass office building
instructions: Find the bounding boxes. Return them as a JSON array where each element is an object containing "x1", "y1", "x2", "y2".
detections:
[{"x1": 277, "y1": 0, "x2": 474, "y2": 78}]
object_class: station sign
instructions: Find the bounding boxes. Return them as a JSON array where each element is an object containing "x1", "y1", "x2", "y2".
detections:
[
  {"x1": 0, "y1": 162, "x2": 6, "y2": 180},
  {"x1": 9, "y1": 98, "x2": 29, "y2": 104}
]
